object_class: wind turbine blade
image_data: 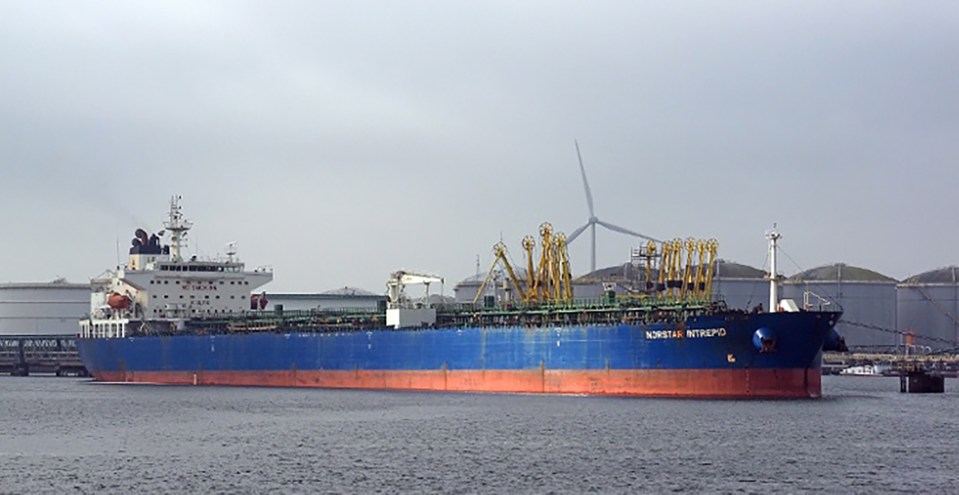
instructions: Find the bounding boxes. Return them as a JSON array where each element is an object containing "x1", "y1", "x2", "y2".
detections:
[
  {"x1": 596, "y1": 220, "x2": 661, "y2": 243},
  {"x1": 566, "y1": 222, "x2": 590, "y2": 243},
  {"x1": 575, "y1": 140, "x2": 595, "y2": 217}
]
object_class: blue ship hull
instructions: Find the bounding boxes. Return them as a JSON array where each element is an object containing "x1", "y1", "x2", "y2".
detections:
[{"x1": 78, "y1": 310, "x2": 841, "y2": 398}]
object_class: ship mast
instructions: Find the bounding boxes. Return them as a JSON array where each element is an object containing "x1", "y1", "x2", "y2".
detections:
[
  {"x1": 766, "y1": 225, "x2": 781, "y2": 312},
  {"x1": 163, "y1": 195, "x2": 193, "y2": 262}
]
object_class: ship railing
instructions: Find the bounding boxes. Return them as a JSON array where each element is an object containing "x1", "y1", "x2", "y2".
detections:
[
  {"x1": 242, "y1": 307, "x2": 384, "y2": 318},
  {"x1": 446, "y1": 296, "x2": 717, "y2": 314},
  {"x1": 188, "y1": 307, "x2": 388, "y2": 328}
]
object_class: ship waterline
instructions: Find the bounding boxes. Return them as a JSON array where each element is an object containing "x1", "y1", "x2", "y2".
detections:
[{"x1": 84, "y1": 368, "x2": 822, "y2": 399}]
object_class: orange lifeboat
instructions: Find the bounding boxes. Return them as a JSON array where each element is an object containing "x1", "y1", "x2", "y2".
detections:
[{"x1": 107, "y1": 293, "x2": 132, "y2": 310}]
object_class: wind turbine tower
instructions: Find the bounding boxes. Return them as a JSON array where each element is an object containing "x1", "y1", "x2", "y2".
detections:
[{"x1": 567, "y1": 141, "x2": 660, "y2": 273}]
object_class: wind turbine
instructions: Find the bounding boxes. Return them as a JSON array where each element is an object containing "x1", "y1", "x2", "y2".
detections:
[{"x1": 567, "y1": 141, "x2": 660, "y2": 273}]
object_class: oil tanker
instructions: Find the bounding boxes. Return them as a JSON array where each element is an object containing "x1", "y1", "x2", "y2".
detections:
[{"x1": 78, "y1": 197, "x2": 844, "y2": 398}]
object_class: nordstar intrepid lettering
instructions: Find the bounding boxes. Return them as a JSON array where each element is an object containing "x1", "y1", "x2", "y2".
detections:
[
  {"x1": 685, "y1": 328, "x2": 727, "y2": 338},
  {"x1": 645, "y1": 328, "x2": 727, "y2": 339}
]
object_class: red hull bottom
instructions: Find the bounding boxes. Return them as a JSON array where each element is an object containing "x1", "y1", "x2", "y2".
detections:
[{"x1": 92, "y1": 368, "x2": 822, "y2": 399}]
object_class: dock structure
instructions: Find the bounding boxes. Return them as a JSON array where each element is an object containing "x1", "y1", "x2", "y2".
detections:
[
  {"x1": 824, "y1": 351, "x2": 959, "y2": 368},
  {"x1": 823, "y1": 351, "x2": 956, "y2": 392},
  {"x1": 899, "y1": 363, "x2": 946, "y2": 393},
  {"x1": 0, "y1": 335, "x2": 88, "y2": 376}
]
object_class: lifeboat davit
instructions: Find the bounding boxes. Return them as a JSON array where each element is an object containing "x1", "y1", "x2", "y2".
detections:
[{"x1": 107, "y1": 293, "x2": 132, "y2": 310}]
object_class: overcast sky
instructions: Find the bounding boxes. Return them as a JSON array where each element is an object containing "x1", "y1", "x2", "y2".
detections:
[{"x1": 1, "y1": 1, "x2": 957, "y2": 293}]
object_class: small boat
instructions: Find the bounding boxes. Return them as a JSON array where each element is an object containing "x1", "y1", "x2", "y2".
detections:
[{"x1": 839, "y1": 364, "x2": 891, "y2": 376}]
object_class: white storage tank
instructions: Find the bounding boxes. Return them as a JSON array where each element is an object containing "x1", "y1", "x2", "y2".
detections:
[
  {"x1": 0, "y1": 281, "x2": 91, "y2": 335},
  {"x1": 571, "y1": 263, "x2": 643, "y2": 300},
  {"x1": 897, "y1": 266, "x2": 959, "y2": 350},
  {"x1": 711, "y1": 259, "x2": 769, "y2": 311},
  {"x1": 453, "y1": 273, "x2": 486, "y2": 303},
  {"x1": 782, "y1": 263, "x2": 898, "y2": 351},
  {"x1": 453, "y1": 269, "x2": 531, "y2": 304}
]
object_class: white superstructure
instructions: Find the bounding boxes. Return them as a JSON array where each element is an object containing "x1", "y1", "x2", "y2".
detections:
[{"x1": 80, "y1": 196, "x2": 273, "y2": 338}]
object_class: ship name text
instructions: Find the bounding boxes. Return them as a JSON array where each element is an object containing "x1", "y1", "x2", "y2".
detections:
[{"x1": 645, "y1": 328, "x2": 727, "y2": 340}]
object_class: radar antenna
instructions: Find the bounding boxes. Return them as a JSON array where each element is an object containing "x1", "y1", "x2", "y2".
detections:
[
  {"x1": 163, "y1": 195, "x2": 193, "y2": 262},
  {"x1": 226, "y1": 241, "x2": 238, "y2": 262}
]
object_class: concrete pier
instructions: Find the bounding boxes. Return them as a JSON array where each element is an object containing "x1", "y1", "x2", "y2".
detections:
[{"x1": 0, "y1": 335, "x2": 88, "y2": 376}]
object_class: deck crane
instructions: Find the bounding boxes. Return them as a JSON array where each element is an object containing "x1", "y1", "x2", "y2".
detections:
[
  {"x1": 472, "y1": 242, "x2": 527, "y2": 305},
  {"x1": 644, "y1": 241, "x2": 657, "y2": 292},
  {"x1": 386, "y1": 270, "x2": 444, "y2": 309},
  {"x1": 386, "y1": 270, "x2": 445, "y2": 329},
  {"x1": 681, "y1": 238, "x2": 697, "y2": 299},
  {"x1": 528, "y1": 222, "x2": 574, "y2": 303},
  {"x1": 660, "y1": 239, "x2": 682, "y2": 298},
  {"x1": 670, "y1": 239, "x2": 683, "y2": 297},
  {"x1": 693, "y1": 240, "x2": 708, "y2": 299},
  {"x1": 555, "y1": 233, "x2": 573, "y2": 301},
  {"x1": 522, "y1": 235, "x2": 537, "y2": 300},
  {"x1": 703, "y1": 239, "x2": 719, "y2": 298},
  {"x1": 531, "y1": 223, "x2": 557, "y2": 301},
  {"x1": 657, "y1": 241, "x2": 671, "y2": 299}
]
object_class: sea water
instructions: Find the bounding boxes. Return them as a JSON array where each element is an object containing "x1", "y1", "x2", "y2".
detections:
[{"x1": 0, "y1": 376, "x2": 955, "y2": 494}]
